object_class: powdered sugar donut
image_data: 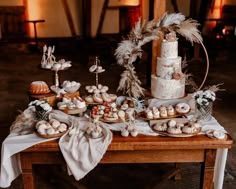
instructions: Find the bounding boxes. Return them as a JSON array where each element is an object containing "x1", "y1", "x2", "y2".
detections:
[
  {"x1": 167, "y1": 126, "x2": 182, "y2": 134},
  {"x1": 153, "y1": 122, "x2": 167, "y2": 132},
  {"x1": 175, "y1": 103, "x2": 190, "y2": 114}
]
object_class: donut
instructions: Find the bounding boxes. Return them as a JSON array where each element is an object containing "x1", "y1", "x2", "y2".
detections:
[
  {"x1": 93, "y1": 93, "x2": 103, "y2": 103},
  {"x1": 175, "y1": 103, "x2": 190, "y2": 114}
]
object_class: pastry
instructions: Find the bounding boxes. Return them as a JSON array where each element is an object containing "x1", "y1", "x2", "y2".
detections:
[
  {"x1": 153, "y1": 122, "x2": 167, "y2": 132},
  {"x1": 101, "y1": 93, "x2": 112, "y2": 102},
  {"x1": 145, "y1": 108, "x2": 153, "y2": 119},
  {"x1": 109, "y1": 94, "x2": 117, "y2": 101},
  {"x1": 182, "y1": 124, "x2": 199, "y2": 134},
  {"x1": 152, "y1": 107, "x2": 160, "y2": 119},
  {"x1": 58, "y1": 123, "x2": 67, "y2": 132},
  {"x1": 74, "y1": 97, "x2": 86, "y2": 108},
  {"x1": 175, "y1": 103, "x2": 190, "y2": 114},
  {"x1": 121, "y1": 129, "x2": 129, "y2": 137},
  {"x1": 160, "y1": 107, "x2": 168, "y2": 118},
  {"x1": 84, "y1": 95, "x2": 94, "y2": 103},
  {"x1": 29, "y1": 81, "x2": 50, "y2": 95},
  {"x1": 167, "y1": 126, "x2": 182, "y2": 134},
  {"x1": 93, "y1": 93, "x2": 103, "y2": 103},
  {"x1": 167, "y1": 120, "x2": 176, "y2": 127},
  {"x1": 167, "y1": 105, "x2": 175, "y2": 116}
]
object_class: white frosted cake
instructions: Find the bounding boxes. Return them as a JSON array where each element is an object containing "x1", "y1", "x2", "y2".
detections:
[{"x1": 151, "y1": 33, "x2": 185, "y2": 99}]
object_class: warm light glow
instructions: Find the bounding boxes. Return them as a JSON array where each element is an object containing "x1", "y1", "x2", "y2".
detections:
[
  {"x1": 26, "y1": 0, "x2": 43, "y2": 37},
  {"x1": 211, "y1": 0, "x2": 223, "y2": 19}
]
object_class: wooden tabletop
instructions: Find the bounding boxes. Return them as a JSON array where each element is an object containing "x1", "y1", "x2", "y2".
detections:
[{"x1": 23, "y1": 133, "x2": 233, "y2": 152}]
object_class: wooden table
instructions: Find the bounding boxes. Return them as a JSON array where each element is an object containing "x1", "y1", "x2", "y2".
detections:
[{"x1": 19, "y1": 134, "x2": 233, "y2": 189}]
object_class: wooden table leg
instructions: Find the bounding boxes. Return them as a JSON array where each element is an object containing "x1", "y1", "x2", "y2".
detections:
[
  {"x1": 201, "y1": 149, "x2": 217, "y2": 189},
  {"x1": 20, "y1": 153, "x2": 36, "y2": 189}
]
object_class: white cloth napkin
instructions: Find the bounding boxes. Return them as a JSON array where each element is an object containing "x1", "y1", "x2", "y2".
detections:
[
  {"x1": 49, "y1": 110, "x2": 113, "y2": 180},
  {"x1": 0, "y1": 133, "x2": 56, "y2": 188}
]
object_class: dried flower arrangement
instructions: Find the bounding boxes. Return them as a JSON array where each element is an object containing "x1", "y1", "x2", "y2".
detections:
[
  {"x1": 115, "y1": 12, "x2": 203, "y2": 99},
  {"x1": 192, "y1": 83, "x2": 224, "y2": 121},
  {"x1": 28, "y1": 100, "x2": 52, "y2": 121}
]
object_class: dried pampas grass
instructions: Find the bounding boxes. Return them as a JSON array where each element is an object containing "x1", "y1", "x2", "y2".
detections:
[
  {"x1": 175, "y1": 19, "x2": 202, "y2": 45},
  {"x1": 115, "y1": 12, "x2": 203, "y2": 98}
]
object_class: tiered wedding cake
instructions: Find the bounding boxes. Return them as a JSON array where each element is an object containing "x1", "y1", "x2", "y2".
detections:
[{"x1": 151, "y1": 32, "x2": 185, "y2": 99}]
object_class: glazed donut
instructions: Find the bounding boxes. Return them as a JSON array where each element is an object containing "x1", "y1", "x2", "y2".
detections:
[
  {"x1": 93, "y1": 93, "x2": 103, "y2": 103},
  {"x1": 175, "y1": 103, "x2": 190, "y2": 114}
]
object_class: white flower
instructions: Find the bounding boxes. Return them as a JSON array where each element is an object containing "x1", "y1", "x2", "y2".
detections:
[
  {"x1": 40, "y1": 103, "x2": 52, "y2": 112},
  {"x1": 196, "y1": 98, "x2": 203, "y2": 105}
]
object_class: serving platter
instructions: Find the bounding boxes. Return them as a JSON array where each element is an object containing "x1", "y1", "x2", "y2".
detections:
[
  {"x1": 137, "y1": 110, "x2": 190, "y2": 121},
  {"x1": 59, "y1": 106, "x2": 87, "y2": 115},
  {"x1": 150, "y1": 118, "x2": 201, "y2": 138},
  {"x1": 99, "y1": 117, "x2": 127, "y2": 123},
  {"x1": 35, "y1": 130, "x2": 67, "y2": 139}
]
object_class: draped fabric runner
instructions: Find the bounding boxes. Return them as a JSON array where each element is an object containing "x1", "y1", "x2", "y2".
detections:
[{"x1": 0, "y1": 109, "x2": 229, "y2": 189}]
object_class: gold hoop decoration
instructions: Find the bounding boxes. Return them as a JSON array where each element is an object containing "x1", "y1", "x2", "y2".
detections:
[{"x1": 193, "y1": 34, "x2": 209, "y2": 90}]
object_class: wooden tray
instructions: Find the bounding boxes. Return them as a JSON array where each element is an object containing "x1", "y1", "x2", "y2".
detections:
[
  {"x1": 99, "y1": 117, "x2": 127, "y2": 123},
  {"x1": 153, "y1": 128, "x2": 201, "y2": 138},
  {"x1": 150, "y1": 118, "x2": 201, "y2": 138},
  {"x1": 59, "y1": 106, "x2": 87, "y2": 115},
  {"x1": 137, "y1": 111, "x2": 189, "y2": 121},
  {"x1": 36, "y1": 130, "x2": 67, "y2": 139}
]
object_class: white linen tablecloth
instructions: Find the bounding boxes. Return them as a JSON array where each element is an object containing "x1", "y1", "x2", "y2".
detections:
[{"x1": 0, "y1": 112, "x2": 229, "y2": 189}]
